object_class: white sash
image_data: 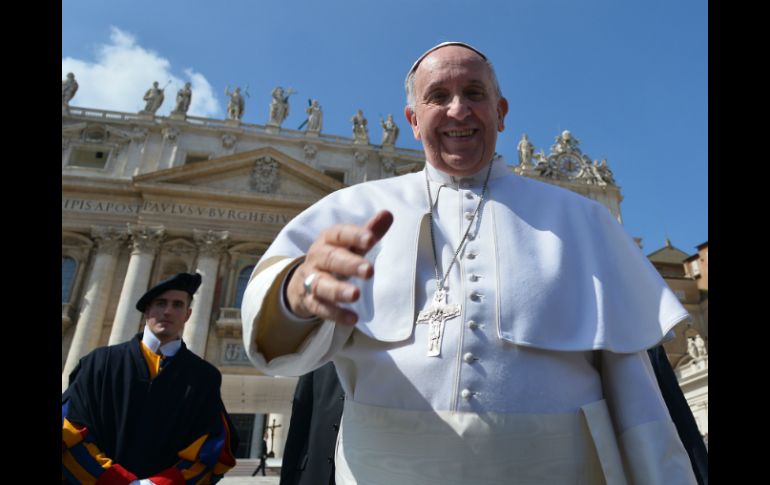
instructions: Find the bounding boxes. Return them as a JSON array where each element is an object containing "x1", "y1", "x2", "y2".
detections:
[{"x1": 335, "y1": 399, "x2": 627, "y2": 485}]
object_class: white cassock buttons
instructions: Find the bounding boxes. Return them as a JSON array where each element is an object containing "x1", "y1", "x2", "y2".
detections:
[
  {"x1": 466, "y1": 252, "x2": 477, "y2": 259},
  {"x1": 463, "y1": 352, "x2": 476, "y2": 363},
  {"x1": 469, "y1": 274, "x2": 479, "y2": 282},
  {"x1": 467, "y1": 320, "x2": 478, "y2": 329},
  {"x1": 461, "y1": 389, "x2": 473, "y2": 400},
  {"x1": 465, "y1": 191, "x2": 474, "y2": 199},
  {"x1": 464, "y1": 211, "x2": 474, "y2": 221}
]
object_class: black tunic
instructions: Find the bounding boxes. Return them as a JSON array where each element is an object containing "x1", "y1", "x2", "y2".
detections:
[
  {"x1": 280, "y1": 362, "x2": 344, "y2": 485},
  {"x1": 63, "y1": 333, "x2": 236, "y2": 478}
]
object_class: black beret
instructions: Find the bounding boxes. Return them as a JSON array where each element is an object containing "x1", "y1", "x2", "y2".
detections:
[{"x1": 136, "y1": 272, "x2": 202, "y2": 312}]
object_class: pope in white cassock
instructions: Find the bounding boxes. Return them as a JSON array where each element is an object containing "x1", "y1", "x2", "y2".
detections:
[{"x1": 242, "y1": 42, "x2": 697, "y2": 484}]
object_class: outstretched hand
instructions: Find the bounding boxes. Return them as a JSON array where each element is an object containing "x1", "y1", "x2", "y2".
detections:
[{"x1": 286, "y1": 210, "x2": 394, "y2": 325}]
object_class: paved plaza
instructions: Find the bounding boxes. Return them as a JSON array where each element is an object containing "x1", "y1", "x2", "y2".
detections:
[{"x1": 218, "y1": 458, "x2": 282, "y2": 484}]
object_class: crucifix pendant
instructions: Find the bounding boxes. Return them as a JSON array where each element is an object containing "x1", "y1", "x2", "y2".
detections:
[{"x1": 416, "y1": 289, "x2": 461, "y2": 357}]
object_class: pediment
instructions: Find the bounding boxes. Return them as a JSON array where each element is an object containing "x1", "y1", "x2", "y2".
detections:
[
  {"x1": 133, "y1": 147, "x2": 344, "y2": 203},
  {"x1": 647, "y1": 244, "x2": 690, "y2": 264}
]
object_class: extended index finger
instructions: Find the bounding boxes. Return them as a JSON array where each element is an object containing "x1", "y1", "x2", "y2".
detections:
[
  {"x1": 357, "y1": 210, "x2": 394, "y2": 254},
  {"x1": 322, "y1": 210, "x2": 394, "y2": 252}
]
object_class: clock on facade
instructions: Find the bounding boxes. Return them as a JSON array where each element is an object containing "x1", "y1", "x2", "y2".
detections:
[{"x1": 557, "y1": 153, "x2": 583, "y2": 178}]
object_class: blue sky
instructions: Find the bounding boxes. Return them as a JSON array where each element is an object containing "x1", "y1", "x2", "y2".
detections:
[{"x1": 63, "y1": 0, "x2": 707, "y2": 255}]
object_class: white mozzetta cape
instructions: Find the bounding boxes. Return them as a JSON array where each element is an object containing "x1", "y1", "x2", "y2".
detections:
[{"x1": 246, "y1": 160, "x2": 688, "y2": 354}]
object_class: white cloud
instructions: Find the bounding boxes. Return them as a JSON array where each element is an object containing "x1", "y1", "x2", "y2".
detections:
[{"x1": 62, "y1": 26, "x2": 222, "y2": 118}]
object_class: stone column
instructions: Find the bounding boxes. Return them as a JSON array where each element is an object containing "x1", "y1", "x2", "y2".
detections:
[
  {"x1": 223, "y1": 256, "x2": 239, "y2": 307},
  {"x1": 108, "y1": 225, "x2": 165, "y2": 345},
  {"x1": 62, "y1": 226, "x2": 128, "y2": 391},
  {"x1": 183, "y1": 230, "x2": 229, "y2": 356}
]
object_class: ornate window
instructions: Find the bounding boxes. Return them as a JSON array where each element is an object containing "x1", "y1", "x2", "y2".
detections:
[
  {"x1": 216, "y1": 243, "x2": 265, "y2": 337},
  {"x1": 62, "y1": 232, "x2": 93, "y2": 333},
  {"x1": 62, "y1": 257, "x2": 77, "y2": 303},
  {"x1": 234, "y1": 265, "x2": 255, "y2": 308},
  {"x1": 69, "y1": 145, "x2": 112, "y2": 169},
  {"x1": 63, "y1": 123, "x2": 132, "y2": 170}
]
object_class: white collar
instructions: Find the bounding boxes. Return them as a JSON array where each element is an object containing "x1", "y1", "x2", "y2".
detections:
[
  {"x1": 142, "y1": 325, "x2": 182, "y2": 357},
  {"x1": 424, "y1": 154, "x2": 510, "y2": 188},
  {"x1": 424, "y1": 155, "x2": 510, "y2": 207}
]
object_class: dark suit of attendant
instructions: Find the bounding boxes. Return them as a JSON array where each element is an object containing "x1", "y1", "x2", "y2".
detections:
[{"x1": 280, "y1": 362, "x2": 344, "y2": 485}]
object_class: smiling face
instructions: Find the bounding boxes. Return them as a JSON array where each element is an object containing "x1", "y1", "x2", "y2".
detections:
[
  {"x1": 144, "y1": 289, "x2": 192, "y2": 345},
  {"x1": 405, "y1": 45, "x2": 508, "y2": 177}
]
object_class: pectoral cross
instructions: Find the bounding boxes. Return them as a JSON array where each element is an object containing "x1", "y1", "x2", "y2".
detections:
[{"x1": 416, "y1": 290, "x2": 461, "y2": 357}]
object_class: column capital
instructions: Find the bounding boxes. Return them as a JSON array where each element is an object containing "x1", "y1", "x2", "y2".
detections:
[
  {"x1": 128, "y1": 224, "x2": 166, "y2": 254},
  {"x1": 90, "y1": 226, "x2": 128, "y2": 255},
  {"x1": 193, "y1": 229, "x2": 230, "y2": 257}
]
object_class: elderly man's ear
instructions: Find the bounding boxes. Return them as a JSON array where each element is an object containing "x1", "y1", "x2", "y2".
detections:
[
  {"x1": 497, "y1": 97, "x2": 509, "y2": 132},
  {"x1": 404, "y1": 107, "x2": 421, "y2": 140}
]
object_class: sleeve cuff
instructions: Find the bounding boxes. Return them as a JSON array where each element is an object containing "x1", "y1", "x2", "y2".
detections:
[
  {"x1": 618, "y1": 419, "x2": 698, "y2": 484},
  {"x1": 95, "y1": 464, "x2": 138, "y2": 485},
  {"x1": 277, "y1": 259, "x2": 324, "y2": 324},
  {"x1": 242, "y1": 256, "x2": 347, "y2": 376},
  {"x1": 148, "y1": 467, "x2": 185, "y2": 485}
]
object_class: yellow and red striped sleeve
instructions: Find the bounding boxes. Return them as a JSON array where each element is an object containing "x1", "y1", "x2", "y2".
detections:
[
  {"x1": 62, "y1": 415, "x2": 138, "y2": 485},
  {"x1": 148, "y1": 412, "x2": 237, "y2": 485}
]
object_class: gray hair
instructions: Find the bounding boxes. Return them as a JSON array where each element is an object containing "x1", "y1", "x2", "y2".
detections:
[{"x1": 405, "y1": 56, "x2": 503, "y2": 110}]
